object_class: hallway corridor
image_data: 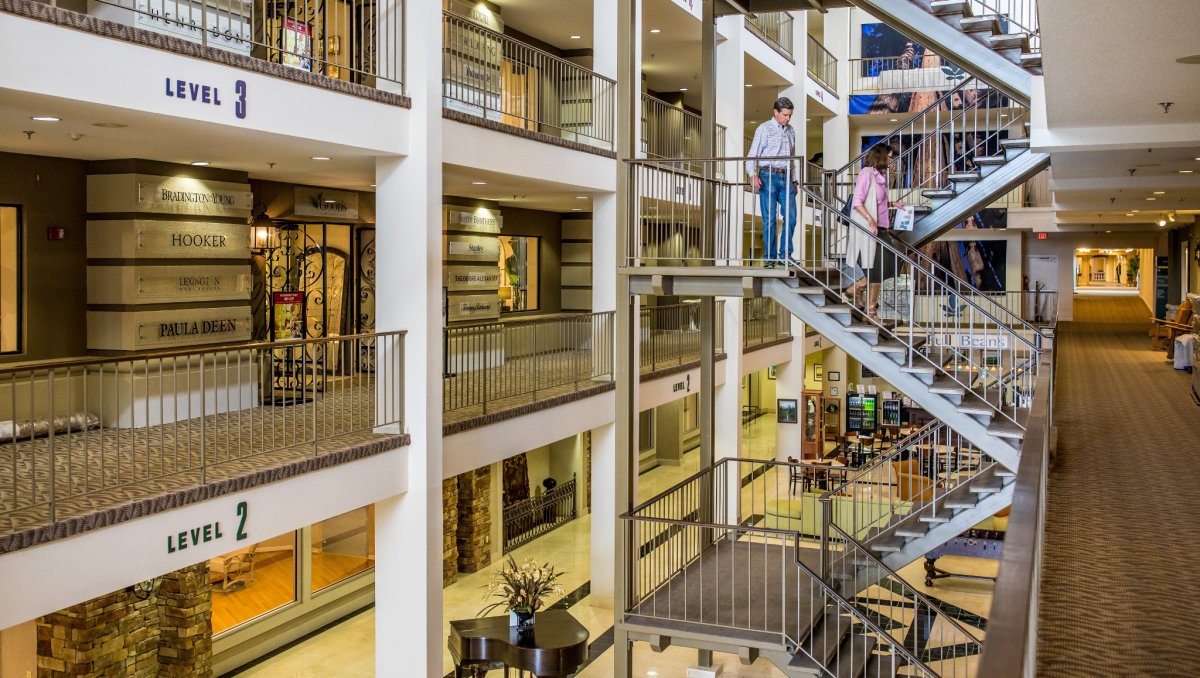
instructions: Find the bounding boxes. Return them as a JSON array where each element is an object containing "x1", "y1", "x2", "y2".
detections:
[{"x1": 1037, "y1": 296, "x2": 1199, "y2": 676}]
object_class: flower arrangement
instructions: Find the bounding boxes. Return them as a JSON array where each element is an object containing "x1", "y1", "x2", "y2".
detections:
[{"x1": 479, "y1": 556, "x2": 565, "y2": 617}]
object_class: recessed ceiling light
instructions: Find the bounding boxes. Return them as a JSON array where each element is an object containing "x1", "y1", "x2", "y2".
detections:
[
  {"x1": 1181, "y1": 170, "x2": 1196, "y2": 174},
  {"x1": 1106, "y1": 230, "x2": 1112, "y2": 233},
  {"x1": 1000, "y1": 113, "x2": 1008, "y2": 118},
  {"x1": 570, "y1": 35, "x2": 581, "y2": 39},
  {"x1": 31, "y1": 116, "x2": 60, "y2": 122},
  {"x1": 1125, "y1": 213, "x2": 1134, "y2": 216},
  {"x1": 1176, "y1": 54, "x2": 1200, "y2": 64},
  {"x1": 1132, "y1": 209, "x2": 1140, "y2": 212},
  {"x1": 370, "y1": 184, "x2": 376, "y2": 187},
  {"x1": 312, "y1": 156, "x2": 331, "y2": 161},
  {"x1": 679, "y1": 88, "x2": 688, "y2": 92},
  {"x1": 576, "y1": 196, "x2": 587, "y2": 199},
  {"x1": 190, "y1": 161, "x2": 211, "y2": 166},
  {"x1": 889, "y1": 118, "x2": 898, "y2": 122},
  {"x1": 91, "y1": 122, "x2": 128, "y2": 128},
  {"x1": 1145, "y1": 197, "x2": 1156, "y2": 201},
  {"x1": 650, "y1": 28, "x2": 661, "y2": 33},
  {"x1": 571, "y1": 208, "x2": 583, "y2": 211},
  {"x1": 1153, "y1": 191, "x2": 1166, "y2": 195},
  {"x1": 472, "y1": 181, "x2": 488, "y2": 185}
]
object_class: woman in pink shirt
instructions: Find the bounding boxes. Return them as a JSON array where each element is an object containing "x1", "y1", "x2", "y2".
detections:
[{"x1": 849, "y1": 143, "x2": 904, "y2": 319}]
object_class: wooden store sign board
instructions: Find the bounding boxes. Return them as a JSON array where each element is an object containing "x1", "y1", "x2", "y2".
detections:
[
  {"x1": 87, "y1": 173, "x2": 253, "y2": 218},
  {"x1": 445, "y1": 206, "x2": 502, "y2": 234},
  {"x1": 445, "y1": 234, "x2": 500, "y2": 262},
  {"x1": 87, "y1": 220, "x2": 251, "y2": 260},
  {"x1": 87, "y1": 265, "x2": 252, "y2": 305},
  {"x1": 445, "y1": 265, "x2": 502, "y2": 292},
  {"x1": 88, "y1": 306, "x2": 253, "y2": 351},
  {"x1": 448, "y1": 294, "x2": 501, "y2": 322}
]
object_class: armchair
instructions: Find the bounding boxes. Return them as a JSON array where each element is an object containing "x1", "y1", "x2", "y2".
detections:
[
  {"x1": 210, "y1": 544, "x2": 258, "y2": 592},
  {"x1": 1151, "y1": 299, "x2": 1193, "y2": 355}
]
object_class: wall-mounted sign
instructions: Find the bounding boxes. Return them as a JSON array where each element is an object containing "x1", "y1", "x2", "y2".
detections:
[
  {"x1": 88, "y1": 174, "x2": 253, "y2": 218},
  {"x1": 445, "y1": 265, "x2": 502, "y2": 292},
  {"x1": 88, "y1": 306, "x2": 253, "y2": 351},
  {"x1": 447, "y1": 294, "x2": 501, "y2": 322},
  {"x1": 445, "y1": 234, "x2": 500, "y2": 262},
  {"x1": 87, "y1": 220, "x2": 251, "y2": 259},
  {"x1": 273, "y1": 291, "x2": 305, "y2": 340},
  {"x1": 166, "y1": 501, "x2": 250, "y2": 554},
  {"x1": 85, "y1": 0, "x2": 253, "y2": 56},
  {"x1": 445, "y1": 206, "x2": 502, "y2": 234},
  {"x1": 87, "y1": 265, "x2": 252, "y2": 305},
  {"x1": 294, "y1": 187, "x2": 360, "y2": 220},
  {"x1": 930, "y1": 332, "x2": 1012, "y2": 351},
  {"x1": 447, "y1": 0, "x2": 504, "y2": 31}
]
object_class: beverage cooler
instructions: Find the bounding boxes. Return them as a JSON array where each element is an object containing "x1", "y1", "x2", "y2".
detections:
[
  {"x1": 881, "y1": 399, "x2": 903, "y2": 427},
  {"x1": 846, "y1": 393, "x2": 879, "y2": 434}
]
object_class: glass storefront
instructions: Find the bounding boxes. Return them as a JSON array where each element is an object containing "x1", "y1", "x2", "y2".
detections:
[
  {"x1": 499, "y1": 234, "x2": 539, "y2": 313},
  {"x1": 210, "y1": 532, "x2": 297, "y2": 635},
  {"x1": 312, "y1": 506, "x2": 375, "y2": 593}
]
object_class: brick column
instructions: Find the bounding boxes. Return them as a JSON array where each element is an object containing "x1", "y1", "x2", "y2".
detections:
[
  {"x1": 37, "y1": 587, "x2": 157, "y2": 677},
  {"x1": 442, "y1": 477, "x2": 459, "y2": 586},
  {"x1": 456, "y1": 467, "x2": 492, "y2": 573},
  {"x1": 156, "y1": 562, "x2": 212, "y2": 678}
]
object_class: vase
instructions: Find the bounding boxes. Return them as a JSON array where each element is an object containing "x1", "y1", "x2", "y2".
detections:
[{"x1": 511, "y1": 609, "x2": 535, "y2": 632}]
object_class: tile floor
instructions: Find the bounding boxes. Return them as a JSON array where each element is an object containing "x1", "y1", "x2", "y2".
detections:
[{"x1": 231, "y1": 420, "x2": 996, "y2": 678}]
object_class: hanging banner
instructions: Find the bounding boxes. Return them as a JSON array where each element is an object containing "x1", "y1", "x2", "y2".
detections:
[{"x1": 272, "y1": 292, "x2": 305, "y2": 340}]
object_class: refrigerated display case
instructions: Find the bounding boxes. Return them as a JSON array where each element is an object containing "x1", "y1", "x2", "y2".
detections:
[
  {"x1": 881, "y1": 398, "x2": 902, "y2": 428},
  {"x1": 846, "y1": 393, "x2": 879, "y2": 434}
]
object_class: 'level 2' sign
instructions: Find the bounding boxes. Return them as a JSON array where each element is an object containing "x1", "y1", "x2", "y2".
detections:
[
  {"x1": 166, "y1": 501, "x2": 250, "y2": 554},
  {"x1": 164, "y1": 77, "x2": 247, "y2": 119}
]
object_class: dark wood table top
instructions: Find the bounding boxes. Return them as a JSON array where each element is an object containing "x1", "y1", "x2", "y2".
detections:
[{"x1": 448, "y1": 609, "x2": 589, "y2": 677}]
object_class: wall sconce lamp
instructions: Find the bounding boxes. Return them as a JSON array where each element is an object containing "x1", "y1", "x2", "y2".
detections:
[{"x1": 250, "y1": 214, "x2": 280, "y2": 252}]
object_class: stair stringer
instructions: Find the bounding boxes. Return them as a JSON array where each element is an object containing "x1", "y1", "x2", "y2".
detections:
[
  {"x1": 764, "y1": 278, "x2": 1020, "y2": 470},
  {"x1": 900, "y1": 150, "x2": 1050, "y2": 248},
  {"x1": 845, "y1": 0, "x2": 1033, "y2": 102},
  {"x1": 880, "y1": 482, "x2": 1014, "y2": 571}
]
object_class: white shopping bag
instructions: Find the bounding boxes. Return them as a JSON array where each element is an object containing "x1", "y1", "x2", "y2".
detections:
[{"x1": 893, "y1": 205, "x2": 916, "y2": 232}]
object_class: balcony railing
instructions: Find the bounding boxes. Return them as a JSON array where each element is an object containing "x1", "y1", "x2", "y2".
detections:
[
  {"x1": 746, "y1": 12, "x2": 794, "y2": 60},
  {"x1": 849, "y1": 54, "x2": 971, "y2": 95},
  {"x1": 743, "y1": 298, "x2": 791, "y2": 349},
  {"x1": 85, "y1": 0, "x2": 405, "y2": 90},
  {"x1": 0, "y1": 331, "x2": 406, "y2": 535},
  {"x1": 443, "y1": 11, "x2": 616, "y2": 149},
  {"x1": 640, "y1": 302, "x2": 725, "y2": 372},
  {"x1": 806, "y1": 33, "x2": 837, "y2": 93},
  {"x1": 443, "y1": 312, "x2": 614, "y2": 416},
  {"x1": 502, "y1": 473, "x2": 577, "y2": 552},
  {"x1": 641, "y1": 95, "x2": 728, "y2": 170}
]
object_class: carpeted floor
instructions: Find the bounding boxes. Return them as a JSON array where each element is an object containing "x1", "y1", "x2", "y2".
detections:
[{"x1": 1037, "y1": 296, "x2": 1200, "y2": 676}]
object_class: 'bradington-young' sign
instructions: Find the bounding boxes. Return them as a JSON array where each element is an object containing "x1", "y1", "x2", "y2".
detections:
[
  {"x1": 87, "y1": 174, "x2": 253, "y2": 218},
  {"x1": 294, "y1": 187, "x2": 360, "y2": 220},
  {"x1": 87, "y1": 220, "x2": 251, "y2": 260}
]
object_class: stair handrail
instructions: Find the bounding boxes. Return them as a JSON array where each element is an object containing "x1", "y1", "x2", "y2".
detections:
[
  {"x1": 826, "y1": 522, "x2": 986, "y2": 649},
  {"x1": 797, "y1": 188, "x2": 1041, "y2": 426},
  {"x1": 969, "y1": 0, "x2": 1040, "y2": 53}
]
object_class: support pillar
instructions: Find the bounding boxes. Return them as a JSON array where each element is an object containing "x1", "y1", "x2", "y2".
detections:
[{"x1": 373, "y1": 0, "x2": 443, "y2": 673}]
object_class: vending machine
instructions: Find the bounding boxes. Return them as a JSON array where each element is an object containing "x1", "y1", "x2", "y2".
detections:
[{"x1": 846, "y1": 393, "x2": 879, "y2": 434}]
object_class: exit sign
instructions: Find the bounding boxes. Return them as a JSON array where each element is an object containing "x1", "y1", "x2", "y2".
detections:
[{"x1": 1037, "y1": 232, "x2": 1048, "y2": 240}]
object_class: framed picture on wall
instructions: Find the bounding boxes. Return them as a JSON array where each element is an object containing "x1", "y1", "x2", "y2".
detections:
[
  {"x1": 861, "y1": 365, "x2": 877, "y2": 379},
  {"x1": 777, "y1": 399, "x2": 799, "y2": 424},
  {"x1": 830, "y1": 387, "x2": 839, "y2": 397},
  {"x1": 828, "y1": 371, "x2": 841, "y2": 382},
  {"x1": 814, "y1": 363, "x2": 823, "y2": 381},
  {"x1": 768, "y1": 365, "x2": 777, "y2": 380}
]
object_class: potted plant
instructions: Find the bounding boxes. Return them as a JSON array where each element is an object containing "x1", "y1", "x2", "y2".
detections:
[{"x1": 479, "y1": 556, "x2": 565, "y2": 631}]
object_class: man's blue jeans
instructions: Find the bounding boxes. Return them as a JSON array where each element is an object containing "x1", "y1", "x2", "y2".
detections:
[{"x1": 758, "y1": 169, "x2": 798, "y2": 261}]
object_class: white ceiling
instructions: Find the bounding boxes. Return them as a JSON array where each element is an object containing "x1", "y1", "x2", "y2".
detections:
[
  {"x1": 1038, "y1": 0, "x2": 1200, "y2": 228},
  {"x1": 492, "y1": 0, "x2": 595, "y2": 51},
  {"x1": 443, "y1": 163, "x2": 594, "y2": 213}
]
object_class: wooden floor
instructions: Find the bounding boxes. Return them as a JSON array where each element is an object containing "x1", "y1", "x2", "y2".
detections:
[{"x1": 211, "y1": 551, "x2": 373, "y2": 634}]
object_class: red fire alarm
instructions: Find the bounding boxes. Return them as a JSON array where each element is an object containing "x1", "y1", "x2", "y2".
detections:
[
  {"x1": 46, "y1": 227, "x2": 66, "y2": 241},
  {"x1": 1037, "y1": 232, "x2": 1047, "y2": 240}
]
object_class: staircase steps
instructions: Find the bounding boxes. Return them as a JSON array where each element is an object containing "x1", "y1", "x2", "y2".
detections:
[
  {"x1": 1020, "y1": 53, "x2": 1042, "y2": 68},
  {"x1": 974, "y1": 154, "x2": 1007, "y2": 166},
  {"x1": 959, "y1": 15, "x2": 1000, "y2": 33},
  {"x1": 948, "y1": 171, "x2": 982, "y2": 183},
  {"x1": 894, "y1": 527, "x2": 929, "y2": 538},
  {"x1": 970, "y1": 479, "x2": 1005, "y2": 495},
  {"x1": 988, "y1": 33, "x2": 1029, "y2": 51},
  {"x1": 832, "y1": 635, "x2": 879, "y2": 678},
  {"x1": 868, "y1": 537, "x2": 905, "y2": 554},
  {"x1": 1002, "y1": 138, "x2": 1031, "y2": 151},
  {"x1": 987, "y1": 419, "x2": 1026, "y2": 441},
  {"x1": 929, "y1": 0, "x2": 971, "y2": 16},
  {"x1": 943, "y1": 498, "x2": 980, "y2": 510},
  {"x1": 919, "y1": 514, "x2": 952, "y2": 524},
  {"x1": 922, "y1": 188, "x2": 957, "y2": 200},
  {"x1": 808, "y1": 610, "x2": 855, "y2": 666},
  {"x1": 863, "y1": 653, "x2": 904, "y2": 678}
]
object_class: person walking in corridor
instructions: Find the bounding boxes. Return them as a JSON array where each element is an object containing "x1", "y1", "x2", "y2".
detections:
[{"x1": 747, "y1": 97, "x2": 799, "y2": 268}]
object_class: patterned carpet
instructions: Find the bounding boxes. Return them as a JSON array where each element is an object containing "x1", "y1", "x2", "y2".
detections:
[{"x1": 1037, "y1": 296, "x2": 1199, "y2": 676}]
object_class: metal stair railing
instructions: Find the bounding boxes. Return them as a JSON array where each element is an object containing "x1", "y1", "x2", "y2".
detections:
[
  {"x1": 829, "y1": 76, "x2": 1033, "y2": 216},
  {"x1": 825, "y1": 523, "x2": 985, "y2": 678},
  {"x1": 817, "y1": 421, "x2": 999, "y2": 558},
  {"x1": 964, "y1": 0, "x2": 1041, "y2": 53},
  {"x1": 799, "y1": 188, "x2": 1042, "y2": 428},
  {"x1": 621, "y1": 457, "x2": 949, "y2": 678}
]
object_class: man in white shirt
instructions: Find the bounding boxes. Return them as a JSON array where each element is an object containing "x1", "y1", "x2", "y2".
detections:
[{"x1": 746, "y1": 97, "x2": 799, "y2": 268}]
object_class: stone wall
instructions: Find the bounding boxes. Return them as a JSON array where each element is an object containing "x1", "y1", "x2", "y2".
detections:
[
  {"x1": 443, "y1": 477, "x2": 459, "y2": 586},
  {"x1": 36, "y1": 562, "x2": 213, "y2": 677},
  {"x1": 456, "y1": 467, "x2": 492, "y2": 574}
]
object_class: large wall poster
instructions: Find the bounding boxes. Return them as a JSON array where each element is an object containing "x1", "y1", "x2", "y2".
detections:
[
  {"x1": 920, "y1": 208, "x2": 1009, "y2": 293},
  {"x1": 852, "y1": 23, "x2": 1009, "y2": 115}
]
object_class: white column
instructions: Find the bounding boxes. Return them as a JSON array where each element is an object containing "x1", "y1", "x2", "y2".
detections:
[
  {"x1": 589, "y1": 422, "x2": 617, "y2": 607},
  {"x1": 593, "y1": 194, "x2": 617, "y2": 312},
  {"x1": 774, "y1": 316, "x2": 807, "y2": 460},
  {"x1": 374, "y1": 0, "x2": 442, "y2": 674},
  {"x1": 823, "y1": 8, "x2": 853, "y2": 169}
]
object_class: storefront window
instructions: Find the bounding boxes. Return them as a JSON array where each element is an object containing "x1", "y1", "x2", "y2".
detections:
[
  {"x1": 499, "y1": 235, "x2": 539, "y2": 312},
  {"x1": 639, "y1": 409, "x2": 654, "y2": 452},
  {"x1": 0, "y1": 206, "x2": 20, "y2": 354},
  {"x1": 312, "y1": 506, "x2": 375, "y2": 593},
  {"x1": 210, "y1": 531, "x2": 297, "y2": 634},
  {"x1": 683, "y1": 394, "x2": 699, "y2": 433}
]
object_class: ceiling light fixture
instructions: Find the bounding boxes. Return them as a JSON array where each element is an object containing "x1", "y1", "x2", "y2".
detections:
[
  {"x1": 1154, "y1": 191, "x2": 1166, "y2": 195},
  {"x1": 472, "y1": 181, "x2": 487, "y2": 185},
  {"x1": 190, "y1": 161, "x2": 211, "y2": 166},
  {"x1": 1125, "y1": 213, "x2": 1134, "y2": 216},
  {"x1": 571, "y1": 208, "x2": 583, "y2": 211},
  {"x1": 1106, "y1": 230, "x2": 1112, "y2": 233},
  {"x1": 1132, "y1": 209, "x2": 1140, "y2": 213},
  {"x1": 370, "y1": 184, "x2": 376, "y2": 188},
  {"x1": 745, "y1": 84, "x2": 753, "y2": 87},
  {"x1": 576, "y1": 196, "x2": 587, "y2": 199},
  {"x1": 570, "y1": 35, "x2": 581, "y2": 39},
  {"x1": 1158, "y1": 218, "x2": 1168, "y2": 227},
  {"x1": 31, "y1": 116, "x2": 60, "y2": 122},
  {"x1": 650, "y1": 28, "x2": 661, "y2": 33},
  {"x1": 312, "y1": 156, "x2": 331, "y2": 161},
  {"x1": 1180, "y1": 170, "x2": 1196, "y2": 174},
  {"x1": 679, "y1": 87, "x2": 688, "y2": 92},
  {"x1": 889, "y1": 118, "x2": 898, "y2": 122},
  {"x1": 1146, "y1": 197, "x2": 1156, "y2": 201}
]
